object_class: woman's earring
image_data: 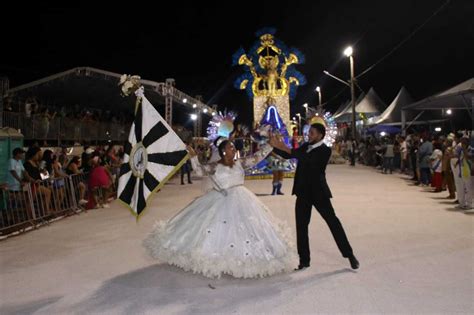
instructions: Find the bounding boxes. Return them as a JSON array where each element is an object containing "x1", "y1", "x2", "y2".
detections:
[{"x1": 223, "y1": 152, "x2": 226, "y2": 156}]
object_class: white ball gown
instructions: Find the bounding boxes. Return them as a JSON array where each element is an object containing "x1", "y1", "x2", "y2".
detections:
[{"x1": 143, "y1": 146, "x2": 298, "y2": 278}]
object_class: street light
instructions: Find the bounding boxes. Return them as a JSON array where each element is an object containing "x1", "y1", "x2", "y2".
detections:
[
  {"x1": 344, "y1": 46, "x2": 357, "y2": 166},
  {"x1": 296, "y1": 113, "x2": 302, "y2": 134},
  {"x1": 446, "y1": 109, "x2": 452, "y2": 115},
  {"x1": 303, "y1": 103, "x2": 308, "y2": 117},
  {"x1": 315, "y1": 86, "x2": 322, "y2": 111},
  {"x1": 183, "y1": 98, "x2": 188, "y2": 103},
  {"x1": 203, "y1": 108, "x2": 208, "y2": 114},
  {"x1": 322, "y1": 46, "x2": 356, "y2": 165},
  {"x1": 435, "y1": 127, "x2": 442, "y2": 132},
  {"x1": 192, "y1": 103, "x2": 197, "y2": 108},
  {"x1": 323, "y1": 70, "x2": 350, "y2": 87},
  {"x1": 190, "y1": 113, "x2": 197, "y2": 120},
  {"x1": 343, "y1": 46, "x2": 353, "y2": 57}
]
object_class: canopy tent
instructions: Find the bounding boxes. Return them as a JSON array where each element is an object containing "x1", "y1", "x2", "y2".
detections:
[
  {"x1": 401, "y1": 78, "x2": 473, "y2": 134},
  {"x1": 371, "y1": 86, "x2": 414, "y2": 125},
  {"x1": 334, "y1": 88, "x2": 387, "y2": 123},
  {"x1": 345, "y1": 87, "x2": 386, "y2": 114},
  {"x1": 372, "y1": 119, "x2": 447, "y2": 127},
  {"x1": 333, "y1": 92, "x2": 365, "y2": 121},
  {"x1": 332, "y1": 100, "x2": 350, "y2": 117},
  {"x1": 403, "y1": 78, "x2": 473, "y2": 111},
  {"x1": 333, "y1": 101, "x2": 352, "y2": 119}
]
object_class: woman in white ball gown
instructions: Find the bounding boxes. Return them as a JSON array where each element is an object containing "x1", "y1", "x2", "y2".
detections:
[{"x1": 143, "y1": 138, "x2": 298, "y2": 278}]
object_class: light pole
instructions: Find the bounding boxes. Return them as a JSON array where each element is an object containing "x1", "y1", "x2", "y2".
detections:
[
  {"x1": 344, "y1": 46, "x2": 357, "y2": 166},
  {"x1": 292, "y1": 116, "x2": 297, "y2": 136},
  {"x1": 343, "y1": 46, "x2": 357, "y2": 143},
  {"x1": 316, "y1": 86, "x2": 322, "y2": 112},
  {"x1": 302, "y1": 103, "x2": 308, "y2": 118},
  {"x1": 323, "y1": 70, "x2": 350, "y2": 87},
  {"x1": 296, "y1": 113, "x2": 302, "y2": 134}
]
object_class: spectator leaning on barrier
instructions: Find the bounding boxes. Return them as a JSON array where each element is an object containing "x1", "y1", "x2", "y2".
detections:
[
  {"x1": 24, "y1": 147, "x2": 52, "y2": 215},
  {"x1": 66, "y1": 156, "x2": 88, "y2": 205},
  {"x1": 7, "y1": 148, "x2": 34, "y2": 192},
  {"x1": 87, "y1": 153, "x2": 113, "y2": 209},
  {"x1": 5, "y1": 147, "x2": 37, "y2": 221},
  {"x1": 42, "y1": 150, "x2": 54, "y2": 177},
  {"x1": 52, "y1": 153, "x2": 68, "y2": 207},
  {"x1": 58, "y1": 145, "x2": 69, "y2": 166},
  {"x1": 104, "y1": 145, "x2": 120, "y2": 189},
  {"x1": 81, "y1": 146, "x2": 93, "y2": 174}
]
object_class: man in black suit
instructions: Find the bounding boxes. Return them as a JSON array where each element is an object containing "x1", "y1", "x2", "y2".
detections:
[{"x1": 269, "y1": 122, "x2": 359, "y2": 270}]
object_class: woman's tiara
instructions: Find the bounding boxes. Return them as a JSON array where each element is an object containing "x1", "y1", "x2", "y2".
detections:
[{"x1": 215, "y1": 136, "x2": 228, "y2": 147}]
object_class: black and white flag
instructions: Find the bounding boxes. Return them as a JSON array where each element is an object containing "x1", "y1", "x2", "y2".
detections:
[{"x1": 118, "y1": 92, "x2": 188, "y2": 218}]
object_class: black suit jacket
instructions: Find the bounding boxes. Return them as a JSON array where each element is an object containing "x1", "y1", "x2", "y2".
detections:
[{"x1": 274, "y1": 142, "x2": 332, "y2": 201}]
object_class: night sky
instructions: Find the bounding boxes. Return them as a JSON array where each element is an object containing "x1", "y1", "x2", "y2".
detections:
[{"x1": 2, "y1": 0, "x2": 473, "y2": 126}]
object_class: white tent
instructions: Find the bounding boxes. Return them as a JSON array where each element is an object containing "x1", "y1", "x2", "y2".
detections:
[
  {"x1": 403, "y1": 78, "x2": 473, "y2": 111},
  {"x1": 371, "y1": 86, "x2": 414, "y2": 125},
  {"x1": 345, "y1": 87, "x2": 386, "y2": 114},
  {"x1": 333, "y1": 101, "x2": 351, "y2": 119},
  {"x1": 333, "y1": 92, "x2": 365, "y2": 121},
  {"x1": 401, "y1": 78, "x2": 473, "y2": 134},
  {"x1": 332, "y1": 100, "x2": 350, "y2": 117}
]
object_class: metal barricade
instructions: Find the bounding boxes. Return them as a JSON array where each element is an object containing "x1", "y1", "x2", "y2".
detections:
[
  {"x1": 21, "y1": 116, "x2": 35, "y2": 139},
  {"x1": 2, "y1": 112, "x2": 21, "y2": 130},
  {"x1": 0, "y1": 171, "x2": 120, "y2": 238},
  {"x1": 0, "y1": 187, "x2": 35, "y2": 234},
  {"x1": 29, "y1": 179, "x2": 55, "y2": 219},
  {"x1": 0, "y1": 178, "x2": 77, "y2": 237},
  {"x1": 81, "y1": 121, "x2": 95, "y2": 142},
  {"x1": 47, "y1": 117, "x2": 61, "y2": 141},
  {"x1": 60, "y1": 117, "x2": 74, "y2": 141},
  {"x1": 69, "y1": 173, "x2": 88, "y2": 209}
]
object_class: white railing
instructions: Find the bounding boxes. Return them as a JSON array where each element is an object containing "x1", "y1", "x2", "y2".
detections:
[{"x1": 2, "y1": 112, "x2": 129, "y2": 142}]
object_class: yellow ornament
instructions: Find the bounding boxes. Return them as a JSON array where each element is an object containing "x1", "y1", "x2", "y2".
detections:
[{"x1": 307, "y1": 116, "x2": 327, "y2": 128}]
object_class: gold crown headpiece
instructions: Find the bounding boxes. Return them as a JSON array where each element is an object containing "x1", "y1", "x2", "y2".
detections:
[{"x1": 307, "y1": 116, "x2": 327, "y2": 128}]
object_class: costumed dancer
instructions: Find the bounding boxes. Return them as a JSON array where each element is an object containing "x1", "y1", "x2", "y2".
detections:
[
  {"x1": 143, "y1": 137, "x2": 298, "y2": 278},
  {"x1": 268, "y1": 153, "x2": 286, "y2": 195}
]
